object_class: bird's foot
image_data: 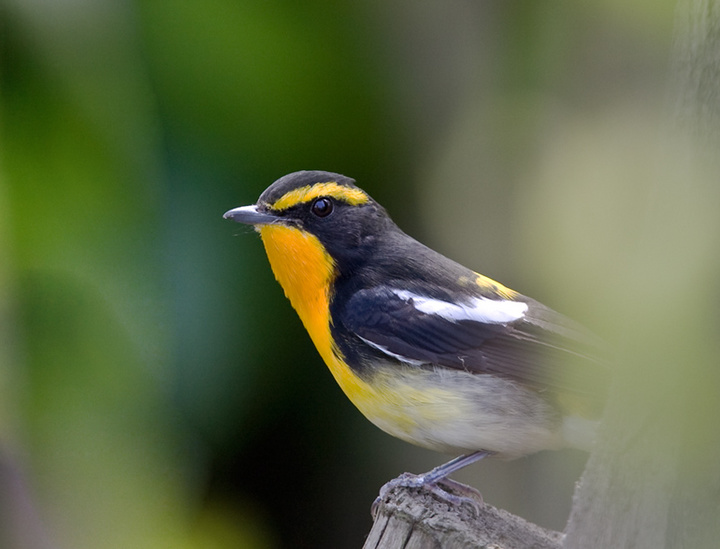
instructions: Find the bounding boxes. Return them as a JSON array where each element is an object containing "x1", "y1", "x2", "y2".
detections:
[
  {"x1": 371, "y1": 451, "x2": 492, "y2": 518},
  {"x1": 372, "y1": 472, "x2": 484, "y2": 518}
]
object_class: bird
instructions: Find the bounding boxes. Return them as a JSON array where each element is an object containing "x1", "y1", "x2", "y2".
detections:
[{"x1": 223, "y1": 170, "x2": 609, "y2": 502}]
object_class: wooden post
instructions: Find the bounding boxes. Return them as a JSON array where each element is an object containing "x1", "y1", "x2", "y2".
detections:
[{"x1": 365, "y1": 481, "x2": 562, "y2": 549}]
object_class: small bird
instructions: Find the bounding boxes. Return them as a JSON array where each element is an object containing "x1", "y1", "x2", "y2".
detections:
[{"x1": 224, "y1": 170, "x2": 608, "y2": 498}]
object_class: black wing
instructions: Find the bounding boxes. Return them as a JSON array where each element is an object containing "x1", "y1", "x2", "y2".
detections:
[{"x1": 340, "y1": 286, "x2": 609, "y2": 413}]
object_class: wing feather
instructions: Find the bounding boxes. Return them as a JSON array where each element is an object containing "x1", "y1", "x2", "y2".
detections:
[{"x1": 341, "y1": 286, "x2": 609, "y2": 413}]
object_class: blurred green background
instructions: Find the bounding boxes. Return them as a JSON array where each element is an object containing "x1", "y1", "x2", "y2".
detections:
[{"x1": 3, "y1": 1, "x2": 717, "y2": 548}]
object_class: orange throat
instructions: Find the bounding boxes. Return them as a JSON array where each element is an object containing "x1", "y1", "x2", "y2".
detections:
[
  {"x1": 259, "y1": 224, "x2": 337, "y2": 356},
  {"x1": 258, "y1": 225, "x2": 374, "y2": 402}
]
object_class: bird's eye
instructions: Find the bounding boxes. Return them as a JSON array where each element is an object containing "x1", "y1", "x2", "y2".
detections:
[{"x1": 311, "y1": 197, "x2": 333, "y2": 218}]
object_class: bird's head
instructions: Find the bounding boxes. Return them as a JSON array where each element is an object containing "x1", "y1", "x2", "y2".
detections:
[{"x1": 224, "y1": 171, "x2": 393, "y2": 273}]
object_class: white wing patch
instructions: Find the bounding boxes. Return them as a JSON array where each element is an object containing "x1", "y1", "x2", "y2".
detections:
[{"x1": 392, "y1": 289, "x2": 527, "y2": 324}]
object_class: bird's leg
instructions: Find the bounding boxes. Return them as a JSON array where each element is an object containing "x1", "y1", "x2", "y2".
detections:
[
  {"x1": 412, "y1": 450, "x2": 492, "y2": 484},
  {"x1": 373, "y1": 450, "x2": 492, "y2": 517}
]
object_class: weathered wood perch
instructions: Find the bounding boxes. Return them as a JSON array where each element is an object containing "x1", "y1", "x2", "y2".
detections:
[{"x1": 365, "y1": 481, "x2": 563, "y2": 549}]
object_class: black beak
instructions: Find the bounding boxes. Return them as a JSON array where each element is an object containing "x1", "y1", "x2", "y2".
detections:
[{"x1": 223, "y1": 205, "x2": 280, "y2": 226}]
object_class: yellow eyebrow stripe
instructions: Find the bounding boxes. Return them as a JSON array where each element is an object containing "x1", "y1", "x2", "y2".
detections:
[{"x1": 270, "y1": 182, "x2": 369, "y2": 211}]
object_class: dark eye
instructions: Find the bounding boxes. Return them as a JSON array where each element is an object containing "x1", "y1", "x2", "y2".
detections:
[{"x1": 311, "y1": 197, "x2": 333, "y2": 217}]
